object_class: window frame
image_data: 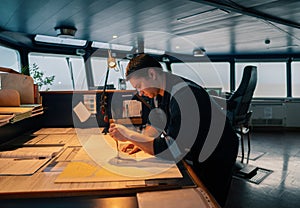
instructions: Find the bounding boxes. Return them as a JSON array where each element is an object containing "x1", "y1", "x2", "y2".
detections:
[
  {"x1": 28, "y1": 52, "x2": 87, "y2": 91},
  {"x1": 0, "y1": 45, "x2": 21, "y2": 72}
]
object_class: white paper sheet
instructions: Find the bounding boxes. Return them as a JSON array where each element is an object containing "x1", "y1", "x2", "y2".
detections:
[
  {"x1": 79, "y1": 134, "x2": 182, "y2": 179},
  {"x1": 73, "y1": 101, "x2": 91, "y2": 122}
]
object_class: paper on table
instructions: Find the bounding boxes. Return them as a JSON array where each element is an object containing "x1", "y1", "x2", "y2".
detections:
[
  {"x1": 0, "y1": 158, "x2": 50, "y2": 175},
  {"x1": 55, "y1": 134, "x2": 182, "y2": 182},
  {"x1": 137, "y1": 188, "x2": 217, "y2": 208},
  {"x1": 0, "y1": 146, "x2": 63, "y2": 159},
  {"x1": 73, "y1": 101, "x2": 91, "y2": 122},
  {"x1": 32, "y1": 134, "x2": 74, "y2": 145},
  {"x1": 85, "y1": 135, "x2": 182, "y2": 177},
  {"x1": 55, "y1": 161, "x2": 148, "y2": 183}
]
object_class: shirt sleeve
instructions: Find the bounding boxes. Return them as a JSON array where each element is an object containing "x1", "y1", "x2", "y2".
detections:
[
  {"x1": 153, "y1": 89, "x2": 183, "y2": 160},
  {"x1": 153, "y1": 83, "x2": 211, "y2": 162}
]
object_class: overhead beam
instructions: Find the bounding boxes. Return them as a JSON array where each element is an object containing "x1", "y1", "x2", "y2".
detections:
[{"x1": 192, "y1": 0, "x2": 300, "y2": 29}]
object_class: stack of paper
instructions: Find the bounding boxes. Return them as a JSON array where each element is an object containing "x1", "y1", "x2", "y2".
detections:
[
  {"x1": 0, "y1": 146, "x2": 63, "y2": 175},
  {"x1": 0, "y1": 105, "x2": 43, "y2": 125},
  {"x1": 0, "y1": 107, "x2": 32, "y2": 123},
  {"x1": 20, "y1": 104, "x2": 44, "y2": 117},
  {"x1": 0, "y1": 114, "x2": 15, "y2": 127}
]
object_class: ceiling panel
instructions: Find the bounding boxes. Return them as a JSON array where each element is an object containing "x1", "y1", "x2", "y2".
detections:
[{"x1": 1, "y1": 0, "x2": 300, "y2": 56}]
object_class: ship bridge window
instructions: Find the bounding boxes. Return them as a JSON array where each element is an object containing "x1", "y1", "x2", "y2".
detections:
[
  {"x1": 236, "y1": 62, "x2": 286, "y2": 98},
  {"x1": 291, "y1": 62, "x2": 300, "y2": 98},
  {"x1": 171, "y1": 62, "x2": 230, "y2": 94},
  {"x1": 0, "y1": 45, "x2": 21, "y2": 72},
  {"x1": 29, "y1": 53, "x2": 87, "y2": 91},
  {"x1": 90, "y1": 57, "x2": 168, "y2": 90}
]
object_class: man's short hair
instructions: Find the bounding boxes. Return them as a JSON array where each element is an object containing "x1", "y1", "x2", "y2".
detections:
[{"x1": 126, "y1": 53, "x2": 163, "y2": 80}]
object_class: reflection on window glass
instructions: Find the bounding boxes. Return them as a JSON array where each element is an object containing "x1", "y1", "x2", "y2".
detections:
[
  {"x1": 291, "y1": 62, "x2": 300, "y2": 97},
  {"x1": 90, "y1": 58, "x2": 167, "y2": 90},
  {"x1": 29, "y1": 53, "x2": 87, "y2": 91},
  {"x1": 0, "y1": 45, "x2": 21, "y2": 71},
  {"x1": 91, "y1": 58, "x2": 129, "y2": 90},
  {"x1": 171, "y1": 62, "x2": 230, "y2": 93},
  {"x1": 119, "y1": 60, "x2": 134, "y2": 90},
  {"x1": 69, "y1": 58, "x2": 87, "y2": 90},
  {"x1": 235, "y1": 62, "x2": 286, "y2": 98}
]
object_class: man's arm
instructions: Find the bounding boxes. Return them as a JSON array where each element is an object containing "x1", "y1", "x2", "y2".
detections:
[{"x1": 143, "y1": 125, "x2": 161, "y2": 137}]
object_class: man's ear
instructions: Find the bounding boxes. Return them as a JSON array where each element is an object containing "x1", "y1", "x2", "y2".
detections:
[{"x1": 148, "y1": 68, "x2": 156, "y2": 80}]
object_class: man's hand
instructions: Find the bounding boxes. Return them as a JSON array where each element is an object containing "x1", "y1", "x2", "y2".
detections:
[
  {"x1": 121, "y1": 143, "x2": 141, "y2": 155},
  {"x1": 109, "y1": 123, "x2": 155, "y2": 155},
  {"x1": 109, "y1": 123, "x2": 131, "y2": 142}
]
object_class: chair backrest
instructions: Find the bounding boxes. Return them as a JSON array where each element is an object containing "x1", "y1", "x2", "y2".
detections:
[{"x1": 227, "y1": 65, "x2": 257, "y2": 126}]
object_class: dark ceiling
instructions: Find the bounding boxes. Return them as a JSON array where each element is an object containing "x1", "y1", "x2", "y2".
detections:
[{"x1": 1, "y1": 0, "x2": 300, "y2": 56}]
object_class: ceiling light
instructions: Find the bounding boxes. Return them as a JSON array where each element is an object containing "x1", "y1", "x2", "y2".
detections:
[
  {"x1": 54, "y1": 26, "x2": 77, "y2": 38},
  {"x1": 144, "y1": 48, "x2": 165, "y2": 55},
  {"x1": 193, "y1": 48, "x2": 206, "y2": 57},
  {"x1": 34, "y1": 34, "x2": 87, "y2": 46},
  {"x1": 92, "y1": 41, "x2": 133, "y2": 51},
  {"x1": 92, "y1": 41, "x2": 110, "y2": 48},
  {"x1": 177, "y1": 8, "x2": 230, "y2": 24},
  {"x1": 110, "y1": 44, "x2": 133, "y2": 51}
]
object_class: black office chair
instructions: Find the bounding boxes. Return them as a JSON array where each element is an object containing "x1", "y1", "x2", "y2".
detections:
[
  {"x1": 227, "y1": 65, "x2": 257, "y2": 164},
  {"x1": 234, "y1": 111, "x2": 252, "y2": 163}
]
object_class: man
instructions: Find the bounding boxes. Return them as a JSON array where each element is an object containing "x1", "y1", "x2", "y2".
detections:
[{"x1": 109, "y1": 54, "x2": 238, "y2": 207}]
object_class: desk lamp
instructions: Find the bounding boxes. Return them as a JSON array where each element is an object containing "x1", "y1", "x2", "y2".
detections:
[{"x1": 101, "y1": 49, "x2": 116, "y2": 134}]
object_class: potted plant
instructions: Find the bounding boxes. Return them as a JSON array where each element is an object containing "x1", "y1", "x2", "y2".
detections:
[{"x1": 22, "y1": 63, "x2": 55, "y2": 91}]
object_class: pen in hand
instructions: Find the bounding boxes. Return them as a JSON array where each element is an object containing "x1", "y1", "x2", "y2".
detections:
[
  {"x1": 115, "y1": 139, "x2": 121, "y2": 159},
  {"x1": 110, "y1": 119, "x2": 121, "y2": 159}
]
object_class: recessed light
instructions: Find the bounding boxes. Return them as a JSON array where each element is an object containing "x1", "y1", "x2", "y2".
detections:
[{"x1": 193, "y1": 48, "x2": 206, "y2": 57}]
